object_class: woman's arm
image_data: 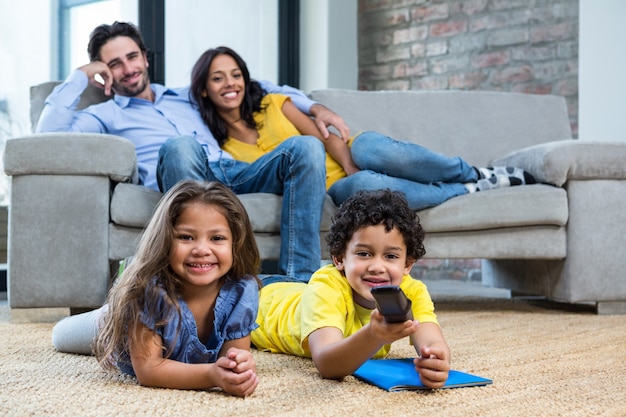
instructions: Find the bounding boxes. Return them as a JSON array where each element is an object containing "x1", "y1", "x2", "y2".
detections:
[
  {"x1": 258, "y1": 80, "x2": 351, "y2": 140},
  {"x1": 307, "y1": 309, "x2": 419, "y2": 379},
  {"x1": 129, "y1": 324, "x2": 258, "y2": 396},
  {"x1": 281, "y1": 100, "x2": 360, "y2": 175}
]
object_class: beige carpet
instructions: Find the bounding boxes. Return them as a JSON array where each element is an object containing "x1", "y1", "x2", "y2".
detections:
[{"x1": 1, "y1": 298, "x2": 625, "y2": 417}]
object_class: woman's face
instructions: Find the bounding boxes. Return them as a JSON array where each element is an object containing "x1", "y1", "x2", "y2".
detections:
[{"x1": 203, "y1": 54, "x2": 245, "y2": 112}]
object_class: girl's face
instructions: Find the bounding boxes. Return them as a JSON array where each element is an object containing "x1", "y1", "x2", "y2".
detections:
[
  {"x1": 203, "y1": 54, "x2": 245, "y2": 112},
  {"x1": 333, "y1": 224, "x2": 414, "y2": 309},
  {"x1": 169, "y1": 202, "x2": 233, "y2": 293}
]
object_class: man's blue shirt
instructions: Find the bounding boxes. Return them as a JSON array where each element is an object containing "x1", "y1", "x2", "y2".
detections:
[{"x1": 36, "y1": 70, "x2": 316, "y2": 190}]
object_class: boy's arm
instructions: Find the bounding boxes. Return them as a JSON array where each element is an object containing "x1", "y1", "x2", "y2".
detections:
[
  {"x1": 258, "y1": 80, "x2": 351, "y2": 140},
  {"x1": 307, "y1": 309, "x2": 419, "y2": 379},
  {"x1": 410, "y1": 322, "x2": 451, "y2": 389}
]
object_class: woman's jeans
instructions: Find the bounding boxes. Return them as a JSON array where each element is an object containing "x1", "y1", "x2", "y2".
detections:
[
  {"x1": 328, "y1": 131, "x2": 478, "y2": 211},
  {"x1": 157, "y1": 135, "x2": 327, "y2": 282}
]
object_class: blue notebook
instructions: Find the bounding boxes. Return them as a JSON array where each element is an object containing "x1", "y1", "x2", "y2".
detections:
[{"x1": 353, "y1": 358, "x2": 493, "y2": 392}]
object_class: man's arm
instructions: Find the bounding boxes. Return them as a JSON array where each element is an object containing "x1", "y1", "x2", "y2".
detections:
[
  {"x1": 36, "y1": 69, "x2": 107, "y2": 133},
  {"x1": 258, "y1": 80, "x2": 351, "y2": 140}
]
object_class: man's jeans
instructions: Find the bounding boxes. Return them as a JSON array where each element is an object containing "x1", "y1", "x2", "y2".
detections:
[
  {"x1": 328, "y1": 131, "x2": 478, "y2": 211},
  {"x1": 157, "y1": 135, "x2": 326, "y2": 282}
]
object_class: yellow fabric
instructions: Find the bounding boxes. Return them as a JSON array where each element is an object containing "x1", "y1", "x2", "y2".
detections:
[
  {"x1": 251, "y1": 264, "x2": 439, "y2": 359},
  {"x1": 221, "y1": 93, "x2": 350, "y2": 190}
]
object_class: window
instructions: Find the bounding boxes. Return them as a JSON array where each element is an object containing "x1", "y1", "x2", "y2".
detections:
[{"x1": 59, "y1": 0, "x2": 138, "y2": 79}]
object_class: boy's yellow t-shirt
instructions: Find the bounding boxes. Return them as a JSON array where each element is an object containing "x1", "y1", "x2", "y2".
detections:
[
  {"x1": 251, "y1": 264, "x2": 439, "y2": 358},
  {"x1": 221, "y1": 93, "x2": 351, "y2": 190}
]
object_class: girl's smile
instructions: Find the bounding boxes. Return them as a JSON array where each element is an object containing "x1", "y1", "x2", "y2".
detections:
[{"x1": 169, "y1": 202, "x2": 234, "y2": 292}]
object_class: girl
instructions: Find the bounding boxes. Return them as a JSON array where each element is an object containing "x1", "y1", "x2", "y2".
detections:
[
  {"x1": 189, "y1": 46, "x2": 535, "y2": 212},
  {"x1": 52, "y1": 180, "x2": 261, "y2": 397}
]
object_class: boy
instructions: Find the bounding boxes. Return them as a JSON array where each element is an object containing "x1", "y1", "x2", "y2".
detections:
[{"x1": 251, "y1": 189, "x2": 451, "y2": 388}]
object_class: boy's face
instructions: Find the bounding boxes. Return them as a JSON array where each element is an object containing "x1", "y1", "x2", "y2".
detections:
[{"x1": 333, "y1": 224, "x2": 414, "y2": 309}]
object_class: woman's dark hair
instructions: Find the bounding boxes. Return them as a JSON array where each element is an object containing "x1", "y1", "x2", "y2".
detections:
[
  {"x1": 88, "y1": 21, "x2": 147, "y2": 62},
  {"x1": 326, "y1": 189, "x2": 426, "y2": 261},
  {"x1": 190, "y1": 46, "x2": 266, "y2": 146}
]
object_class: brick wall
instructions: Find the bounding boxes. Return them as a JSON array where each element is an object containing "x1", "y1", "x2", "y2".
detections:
[
  {"x1": 0, "y1": 206, "x2": 6, "y2": 264},
  {"x1": 358, "y1": 0, "x2": 578, "y2": 281},
  {"x1": 358, "y1": 0, "x2": 579, "y2": 136}
]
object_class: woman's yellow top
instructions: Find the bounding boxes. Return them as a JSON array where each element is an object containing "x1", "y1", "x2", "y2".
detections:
[{"x1": 221, "y1": 93, "x2": 351, "y2": 190}]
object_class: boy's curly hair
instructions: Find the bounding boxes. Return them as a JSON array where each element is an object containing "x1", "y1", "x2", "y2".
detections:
[{"x1": 326, "y1": 189, "x2": 426, "y2": 261}]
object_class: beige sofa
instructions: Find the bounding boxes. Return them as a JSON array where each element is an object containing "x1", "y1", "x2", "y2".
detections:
[{"x1": 4, "y1": 84, "x2": 626, "y2": 314}]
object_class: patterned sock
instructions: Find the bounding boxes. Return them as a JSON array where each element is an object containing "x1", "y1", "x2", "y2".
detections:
[
  {"x1": 475, "y1": 167, "x2": 495, "y2": 180},
  {"x1": 475, "y1": 174, "x2": 512, "y2": 191},
  {"x1": 487, "y1": 166, "x2": 536, "y2": 185},
  {"x1": 464, "y1": 182, "x2": 478, "y2": 193}
]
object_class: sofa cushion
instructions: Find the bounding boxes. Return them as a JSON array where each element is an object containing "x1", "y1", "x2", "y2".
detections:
[
  {"x1": 110, "y1": 183, "x2": 162, "y2": 228},
  {"x1": 491, "y1": 141, "x2": 626, "y2": 187},
  {"x1": 110, "y1": 184, "x2": 338, "y2": 232},
  {"x1": 417, "y1": 184, "x2": 567, "y2": 233}
]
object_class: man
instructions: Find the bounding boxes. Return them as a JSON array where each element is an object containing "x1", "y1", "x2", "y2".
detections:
[{"x1": 37, "y1": 21, "x2": 350, "y2": 282}]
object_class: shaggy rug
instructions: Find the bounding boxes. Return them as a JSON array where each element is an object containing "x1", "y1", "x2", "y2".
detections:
[{"x1": 1, "y1": 297, "x2": 625, "y2": 417}]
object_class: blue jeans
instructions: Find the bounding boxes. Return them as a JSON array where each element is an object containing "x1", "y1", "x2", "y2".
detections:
[
  {"x1": 157, "y1": 135, "x2": 327, "y2": 282},
  {"x1": 327, "y1": 131, "x2": 478, "y2": 211}
]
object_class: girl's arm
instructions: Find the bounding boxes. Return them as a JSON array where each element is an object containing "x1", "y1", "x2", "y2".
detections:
[
  {"x1": 219, "y1": 337, "x2": 258, "y2": 378},
  {"x1": 281, "y1": 100, "x2": 360, "y2": 176},
  {"x1": 410, "y1": 322, "x2": 451, "y2": 389},
  {"x1": 129, "y1": 324, "x2": 258, "y2": 396},
  {"x1": 306, "y1": 309, "x2": 419, "y2": 379}
]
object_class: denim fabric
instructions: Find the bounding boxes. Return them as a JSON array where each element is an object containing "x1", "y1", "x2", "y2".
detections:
[
  {"x1": 118, "y1": 276, "x2": 260, "y2": 376},
  {"x1": 157, "y1": 135, "x2": 326, "y2": 281},
  {"x1": 36, "y1": 70, "x2": 317, "y2": 190},
  {"x1": 328, "y1": 131, "x2": 477, "y2": 211},
  {"x1": 258, "y1": 274, "x2": 303, "y2": 287}
]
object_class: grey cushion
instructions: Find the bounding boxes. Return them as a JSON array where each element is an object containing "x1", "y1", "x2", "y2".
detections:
[
  {"x1": 491, "y1": 141, "x2": 626, "y2": 186},
  {"x1": 309, "y1": 89, "x2": 573, "y2": 167},
  {"x1": 417, "y1": 184, "x2": 567, "y2": 233},
  {"x1": 110, "y1": 183, "x2": 162, "y2": 228},
  {"x1": 111, "y1": 185, "x2": 339, "y2": 233}
]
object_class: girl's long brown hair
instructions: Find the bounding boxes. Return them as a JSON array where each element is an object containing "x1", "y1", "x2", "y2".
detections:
[{"x1": 94, "y1": 180, "x2": 260, "y2": 371}]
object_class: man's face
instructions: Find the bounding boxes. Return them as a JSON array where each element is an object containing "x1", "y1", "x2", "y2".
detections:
[{"x1": 99, "y1": 36, "x2": 151, "y2": 98}]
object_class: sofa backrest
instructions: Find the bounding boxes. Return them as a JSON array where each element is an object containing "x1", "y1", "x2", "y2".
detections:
[
  {"x1": 310, "y1": 89, "x2": 573, "y2": 167},
  {"x1": 31, "y1": 82, "x2": 573, "y2": 167}
]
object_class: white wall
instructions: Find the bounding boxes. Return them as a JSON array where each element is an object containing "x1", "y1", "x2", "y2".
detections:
[
  {"x1": 0, "y1": 0, "x2": 54, "y2": 135},
  {"x1": 166, "y1": 0, "x2": 357, "y2": 91},
  {"x1": 165, "y1": 0, "x2": 279, "y2": 87},
  {"x1": 300, "y1": 0, "x2": 357, "y2": 93},
  {"x1": 579, "y1": 0, "x2": 626, "y2": 142}
]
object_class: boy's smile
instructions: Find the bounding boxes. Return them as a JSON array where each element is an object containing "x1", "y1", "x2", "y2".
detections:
[{"x1": 333, "y1": 224, "x2": 414, "y2": 309}]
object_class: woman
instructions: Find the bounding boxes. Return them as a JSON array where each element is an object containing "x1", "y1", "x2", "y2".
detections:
[{"x1": 189, "y1": 46, "x2": 535, "y2": 211}]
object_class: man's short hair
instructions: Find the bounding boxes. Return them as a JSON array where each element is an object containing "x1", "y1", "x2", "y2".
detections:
[{"x1": 87, "y1": 21, "x2": 147, "y2": 62}]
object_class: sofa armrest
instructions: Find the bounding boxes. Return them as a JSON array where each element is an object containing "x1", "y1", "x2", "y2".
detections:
[
  {"x1": 490, "y1": 140, "x2": 626, "y2": 187},
  {"x1": 3, "y1": 132, "x2": 137, "y2": 183}
]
